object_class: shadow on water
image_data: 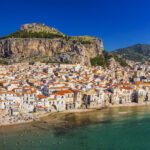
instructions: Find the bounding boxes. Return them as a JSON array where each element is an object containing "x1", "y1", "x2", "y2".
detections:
[
  {"x1": 52, "y1": 119, "x2": 113, "y2": 137},
  {"x1": 49, "y1": 106, "x2": 150, "y2": 137},
  {"x1": 35, "y1": 110, "x2": 121, "y2": 137}
]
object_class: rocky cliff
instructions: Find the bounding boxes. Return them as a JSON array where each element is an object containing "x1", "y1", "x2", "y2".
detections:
[{"x1": 0, "y1": 23, "x2": 104, "y2": 65}]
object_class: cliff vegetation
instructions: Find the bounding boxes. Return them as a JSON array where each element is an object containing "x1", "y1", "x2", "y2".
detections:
[{"x1": 90, "y1": 51, "x2": 128, "y2": 67}]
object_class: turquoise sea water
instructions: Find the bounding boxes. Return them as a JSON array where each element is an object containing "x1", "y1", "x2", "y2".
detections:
[{"x1": 1, "y1": 106, "x2": 150, "y2": 150}]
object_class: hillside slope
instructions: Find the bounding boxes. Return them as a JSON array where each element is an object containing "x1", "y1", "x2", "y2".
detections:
[{"x1": 112, "y1": 44, "x2": 150, "y2": 62}]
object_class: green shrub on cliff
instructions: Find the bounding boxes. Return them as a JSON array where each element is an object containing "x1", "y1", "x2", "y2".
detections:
[
  {"x1": 112, "y1": 55, "x2": 128, "y2": 67},
  {"x1": 90, "y1": 55, "x2": 107, "y2": 67},
  {"x1": 90, "y1": 50, "x2": 128, "y2": 67},
  {"x1": 0, "y1": 30, "x2": 64, "y2": 39},
  {"x1": 0, "y1": 59, "x2": 8, "y2": 65}
]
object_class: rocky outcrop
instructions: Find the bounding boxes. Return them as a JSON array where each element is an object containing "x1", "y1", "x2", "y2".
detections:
[
  {"x1": 0, "y1": 23, "x2": 104, "y2": 65},
  {"x1": 20, "y1": 23, "x2": 62, "y2": 34},
  {"x1": 109, "y1": 57, "x2": 121, "y2": 68}
]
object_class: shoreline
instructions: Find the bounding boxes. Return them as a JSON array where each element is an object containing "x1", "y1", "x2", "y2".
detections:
[{"x1": 1, "y1": 102, "x2": 150, "y2": 127}]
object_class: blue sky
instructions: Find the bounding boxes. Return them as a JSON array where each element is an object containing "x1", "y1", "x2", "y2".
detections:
[{"x1": 0, "y1": 0, "x2": 150, "y2": 51}]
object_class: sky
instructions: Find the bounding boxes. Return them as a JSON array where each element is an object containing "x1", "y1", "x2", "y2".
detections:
[{"x1": 0, "y1": 0, "x2": 150, "y2": 51}]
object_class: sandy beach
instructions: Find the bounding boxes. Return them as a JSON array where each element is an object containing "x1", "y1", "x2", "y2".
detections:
[{"x1": 1, "y1": 102, "x2": 150, "y2": 127}]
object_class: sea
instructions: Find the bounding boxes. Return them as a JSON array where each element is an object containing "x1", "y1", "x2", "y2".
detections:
[{"x1": 1, "y1": 105, "x2": 150, "y2": 150}]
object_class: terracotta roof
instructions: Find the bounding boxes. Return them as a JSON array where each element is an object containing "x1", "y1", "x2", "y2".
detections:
[
  {"x1": 56, "y1": 90, "x2": 74, "y2": 95},
  {"x1": 48, "y1": 98, "x2": 56, "y2": 101},
  {"x1": 13, "y1": 103, "x2": 20, "y2": 107},
  {"x1": 0, "y1": 100, "x2": 7, "y2": 102},
  {"x1": 120, "y1": 87, "x2": 132, "y2": 90},
  {"x1": 37, "y1": 94, "x2": 47, "y2": 99}
]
